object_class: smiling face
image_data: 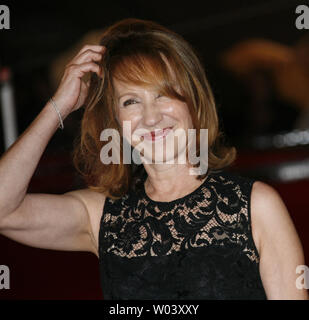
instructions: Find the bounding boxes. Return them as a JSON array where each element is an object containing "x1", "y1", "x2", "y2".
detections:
[
  {"x1": 76, "y1": 20, "x2": 233, "y2": 198},
  {"x1": 113, "y1": 78, "x2": 194, "y2": 164}
]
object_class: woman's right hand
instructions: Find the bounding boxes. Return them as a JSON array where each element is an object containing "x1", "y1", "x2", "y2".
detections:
[{"x1": 52, "y1": 44, "x2": 105, "y2": 118}]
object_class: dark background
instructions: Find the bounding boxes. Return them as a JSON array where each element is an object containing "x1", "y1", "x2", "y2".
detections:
[{"x1": 0, "y1": 0, "x2": 308, "y2": 299}]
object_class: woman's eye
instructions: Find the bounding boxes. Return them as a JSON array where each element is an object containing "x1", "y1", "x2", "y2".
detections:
[{"x1": 123, "y1": 99, "x2": 137, "y2": 107}]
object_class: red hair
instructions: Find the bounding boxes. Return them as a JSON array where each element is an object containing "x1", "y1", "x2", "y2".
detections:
[{"x1": 73, "y1": 18, "x2": 237, "y2": 199}]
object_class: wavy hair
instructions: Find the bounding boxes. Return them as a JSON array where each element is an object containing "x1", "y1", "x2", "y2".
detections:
[{"x1": 73, "y1": 18, "x2": 237, "y2": 199}]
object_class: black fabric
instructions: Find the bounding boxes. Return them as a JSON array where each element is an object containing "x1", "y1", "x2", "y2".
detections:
[{"x1": 98, "y1": 169, "x2": 267, "y2": 300}]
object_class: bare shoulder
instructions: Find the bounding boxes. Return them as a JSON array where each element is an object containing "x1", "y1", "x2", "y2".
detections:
[
  {"x1": 64, "y1": 188, "x2": 107, "y2": 223},
  {"x1": 250, "y1": 180, "x2": 304, "y2": 269},
  {"x1": 250, "y1": 181, "x2": 307, "y2": 299},
  {"x1": 251, "y1": 180, "x2": 282, "y2": 207},
  {"x1": 250, "y1": 180, "x2": 293, "y2": 231},
  {"x1": 65, "y1": 188, "x2": 107, "y2": 257},
  {"x1": 65, "y1": 188, "x2": 106, "y2": 210},
  {"x1": 250, "y1": 180, "x2": 294, "y2": 250}
]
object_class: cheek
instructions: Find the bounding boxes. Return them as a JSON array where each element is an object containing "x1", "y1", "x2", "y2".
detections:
[
  {"x1": 118, "y1": 109, "x2": 141, "y2": 143},
  {"x1": 118, "y1": 110, "x2": 134, "y2": 131},
  {"x1": 173, "y1": 103, "x2": 193, "y2": 127},
  {"x1": 118, "y1": 107, "x2": 140, "y2": 122},
  {"x1": 117, "y1": 108, "x2": 125, "y2": 123},
  {"x1": 183, "y1": 105, "x2": 194, "y2": 127}
]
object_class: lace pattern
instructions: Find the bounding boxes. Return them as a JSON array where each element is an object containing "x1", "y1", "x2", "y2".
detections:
[
  {"x1": 98, "y1": 169, "x2": 267, "y2": 300},
  {"x1": 100, "y1": 170, "x2": 259, "y2": 263}
]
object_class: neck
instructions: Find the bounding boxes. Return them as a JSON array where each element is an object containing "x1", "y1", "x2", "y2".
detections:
[{"x1": 142, "y1": 163, "x2": 204, "y2": 201}]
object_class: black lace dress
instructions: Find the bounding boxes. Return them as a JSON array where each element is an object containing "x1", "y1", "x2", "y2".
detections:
[{"x1": 98, "y1": 169, "x2": 267, "y2": 300}]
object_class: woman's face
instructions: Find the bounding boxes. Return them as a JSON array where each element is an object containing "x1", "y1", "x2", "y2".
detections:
[{"x1": 113, "y1": 78, "x2": 194, "y2": 165}]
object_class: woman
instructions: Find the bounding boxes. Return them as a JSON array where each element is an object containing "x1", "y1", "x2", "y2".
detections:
[{"x1": 0, "y1": 18, "x2": 307, "y2": 300}]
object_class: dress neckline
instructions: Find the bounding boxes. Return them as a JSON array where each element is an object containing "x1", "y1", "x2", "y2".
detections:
[{"x1": 141, "y1": 170, "x2": 212, "y2": 205}]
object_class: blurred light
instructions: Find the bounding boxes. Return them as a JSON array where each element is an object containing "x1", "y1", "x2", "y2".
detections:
[
  {"x1": 277, "y1": 159, "x2": 309, "y2": 182},
  {"x1": 0, "y1": 67, "x2": 18, "y2": 150},
  {"x1": 254, "y1": 129, "x2": 309, "y2": 149}
]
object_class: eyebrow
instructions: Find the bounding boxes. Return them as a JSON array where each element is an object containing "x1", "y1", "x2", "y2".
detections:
[{"x1": 117, "y1": 92, "x2": 139, "y2": 101}]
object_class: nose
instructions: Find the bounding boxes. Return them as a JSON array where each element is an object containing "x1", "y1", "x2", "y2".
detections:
[{"x1": 142, "y1": 101, "x2": 163, "y2": 127}]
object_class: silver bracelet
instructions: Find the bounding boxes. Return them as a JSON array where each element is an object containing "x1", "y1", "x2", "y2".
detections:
[{"x1": 49, "y1": 97, "x2": 64, "y2": 130}]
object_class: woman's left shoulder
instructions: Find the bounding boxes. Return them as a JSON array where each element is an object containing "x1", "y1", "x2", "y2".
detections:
[
  {"x1": 250, "y1": 180, "x2": 289, "y2": 233},
  {"x1": 249, "y1": 180, "x2": 307, "y2": 299},
  {"x1": 250, "y1": 180, "x2": 302, "y2": 258},
  {"x1": 250, "y1": 180, "x2": 288, "y2": 223},
  {"x1": 251, "y1": 180, "x2": 282, "y2": 207}
]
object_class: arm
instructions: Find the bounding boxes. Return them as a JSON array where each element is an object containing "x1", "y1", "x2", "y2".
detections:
[
  {"x1": 251, "y1": 181, "x2": 309, "y2": 300},
  {"x1": 0, "y1": 190, "x2": 98, "y2": 253},
  {"x1": 0, "y1": 45, "x2": 105, "y2": 254}
]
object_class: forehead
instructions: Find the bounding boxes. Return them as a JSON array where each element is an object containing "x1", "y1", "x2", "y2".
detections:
[
  {"x1": 113, "y1": 78, "x2": 157, "y2": 95},
  {"x1": 110, "y1": 51, "x2": 178, "y2": 92}
]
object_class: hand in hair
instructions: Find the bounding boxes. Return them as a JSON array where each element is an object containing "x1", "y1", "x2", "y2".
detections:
[{"x1": 52, "y1": 44, "x2": 105, "y2": 117}]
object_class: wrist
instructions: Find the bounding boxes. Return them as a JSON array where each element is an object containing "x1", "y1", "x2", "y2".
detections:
[{"x1": 49, "y1": 97, "x2": 64, "y2": 130}]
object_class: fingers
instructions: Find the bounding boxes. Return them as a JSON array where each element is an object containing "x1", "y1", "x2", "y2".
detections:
[
  {"x1": 65, "y1": 45, "x2": 106, "y2": 78},
  {"x1": 73, "y1": 48, "x2": 105, "y2": 65},
  {"x1": 64, "y1": 61, "x2": 103, "y2": 78},
  {"x1": 77, "y1": 44, "x2": 105, "y2": 55},
  {"x1": 53, "y1": 45, "x2": 105, "y2": 113},
  {"x1": 64, "y1": 45, "x2": 106, "y2": 78},
  {"x1": 72, "y1": 45, "x2": 106, "y2": 65}
]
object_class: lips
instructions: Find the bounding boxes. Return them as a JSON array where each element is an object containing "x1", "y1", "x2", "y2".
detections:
[{"x1": 142, "y1": 127, "x2": 173, "y2": 141}]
